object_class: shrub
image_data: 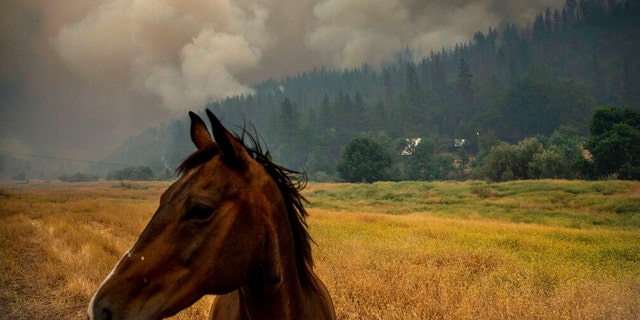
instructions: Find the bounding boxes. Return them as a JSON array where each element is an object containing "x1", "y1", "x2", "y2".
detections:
[
  {"x1": 337, "y1": 137, "x2": 393, "y2": 183},
  {"x1": 59, "y1": 172, "x2": 99, "y2": 182},
  {"x1": 12, "y1": 173, "x2": 28, "y2": 181},
  {"x1": 106, "y1": 166, "x2": 155, "y2": 181}
]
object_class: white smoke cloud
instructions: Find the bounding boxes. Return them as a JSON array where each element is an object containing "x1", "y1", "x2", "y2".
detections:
[
  {"x1": 54, "y1": 0, "x2": 267, "y2": 111},
  {"x1": 144, "y1": 27, "x2": 260, "y2": 109},
  {"x1": 304, "y1": 0, "x2": 550, "y2": 68},
  {"x1": 305, "y1": 0, "x2": 408, "y2": 68},
  {"x1": 54, "y1": 0, "x2": 134, "y2": 83}
]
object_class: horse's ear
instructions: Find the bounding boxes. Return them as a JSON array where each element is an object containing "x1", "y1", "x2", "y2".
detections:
[
  {"x1": 206, "y1": 109, "x2": 247, "y2": 165},
  {"x1": 189, "y1": 111, "x2": 214, "y2": 150}
]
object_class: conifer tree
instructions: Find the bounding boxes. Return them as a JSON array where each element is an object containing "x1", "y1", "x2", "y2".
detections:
[{"x1": 457, "y1": 56, "x2": 474, "y2": 108}]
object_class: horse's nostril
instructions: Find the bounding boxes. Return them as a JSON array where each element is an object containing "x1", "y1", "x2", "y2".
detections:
[
  {"x1": 91, "y1": 306, "x2": 113, "y2": 320},
  {"x1": 101, "y1": 308, "x2": 113, "y2": 320}
]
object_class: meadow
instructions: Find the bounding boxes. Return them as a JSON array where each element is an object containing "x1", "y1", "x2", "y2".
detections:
[{"x1": 0, "y1": 179, "x2": 638, "y2": 319}]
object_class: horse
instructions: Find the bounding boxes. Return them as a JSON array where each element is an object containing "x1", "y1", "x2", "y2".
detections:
[{"x1": 88, "y1": 110, "x2": 336, "y2": 320}]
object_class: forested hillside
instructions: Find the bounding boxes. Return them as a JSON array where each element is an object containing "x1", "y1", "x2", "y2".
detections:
[{"x1": 107, "y1": 0, "x2": 640, "y2": 181}]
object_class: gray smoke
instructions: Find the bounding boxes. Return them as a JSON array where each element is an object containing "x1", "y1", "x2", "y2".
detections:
[{"x1": 0, "y1": 0, "x2": 563, "y2": 160}]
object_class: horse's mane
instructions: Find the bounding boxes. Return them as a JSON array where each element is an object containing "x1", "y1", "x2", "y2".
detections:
[{"x1": 176, "y1": 129, "x2": 315, "y2": 286}]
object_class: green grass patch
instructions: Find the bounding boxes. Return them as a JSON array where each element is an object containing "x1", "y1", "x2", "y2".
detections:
[{"x1": 305, "y1": 180, "x2": 640, "y2": 230}]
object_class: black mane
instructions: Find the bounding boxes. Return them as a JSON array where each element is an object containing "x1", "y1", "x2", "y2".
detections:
[{"x1": 176, "y1": 129, "x2": 314, "y2": 285}]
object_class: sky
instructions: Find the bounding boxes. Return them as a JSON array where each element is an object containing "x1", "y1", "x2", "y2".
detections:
[{"x1": 0, "y1": 0, "x2": 563, "y2": 162}]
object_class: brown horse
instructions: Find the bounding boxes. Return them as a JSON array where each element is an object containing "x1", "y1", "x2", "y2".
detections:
[{"x1": 88, "y1": 110, "x2": 335, "y2": 320}]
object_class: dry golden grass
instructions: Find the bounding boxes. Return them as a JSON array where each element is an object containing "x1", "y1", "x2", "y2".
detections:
[
  {"x1": 0, "y1": 180, "x2": 638, "y2": 319},
  {"x1": 310, "y1": 210, "x2": 639, "y2": 319}
]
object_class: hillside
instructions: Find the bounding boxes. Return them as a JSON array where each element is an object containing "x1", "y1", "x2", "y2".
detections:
[{"x1": 106, "y1": 0, "x2": 640, "y2": 180}]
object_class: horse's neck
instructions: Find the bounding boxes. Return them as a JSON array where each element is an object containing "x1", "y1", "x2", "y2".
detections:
[
  {"x1": 237, "y1": 277, "x2": 306, "y2": 319},
  {"x1": 210, "y1": 217, "x2": 334, "y2": 319},
  {"x1": 236, "y1": 272, "x2": 333, "y2": 320},
  {"x1": 238, "y1": 216, "x2": 309, "y2": 319}
]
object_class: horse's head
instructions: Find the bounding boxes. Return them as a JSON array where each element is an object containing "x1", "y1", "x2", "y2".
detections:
[{"x1": 88, "y1": 111, "x2": 289, "y2": 319}]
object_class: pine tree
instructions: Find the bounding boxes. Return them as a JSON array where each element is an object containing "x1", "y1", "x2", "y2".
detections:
[
  {"x1": 318, "y1": 94, "x2": 334, "y2": 130},
  {"x1": 621, "y1": 59, "x2": 636, "y2": 106},
  {"x1": 352, "y1": 91, "x2": 368, "y2": 131},
  {"x1": 430, "y1": 52, "x2": 447, "y2": 98},
  {"x1": 382, "y1": 69, "x2": 394, "y2": 107},
  {"x1": 591, "y1": 55, "x2": 605, "y2": 103},
  {"x1": 566, "y1": 0, "x2": 578, "y2": 23},
  {"x1": 405, "y1": 62, "x2": 423, "y2": 109},
  {"x1": 457, "y1": 56, "x2": 474, "y2": 108},
  {"x1": 372, "y1": 100, "x2": 387, "y2": 132},
  {"x1": 277, "y1": 98, "x2": 299, "y2": 144},
  {"x1": 533, "y1": 13, "x2": 546, "y2": 41}
]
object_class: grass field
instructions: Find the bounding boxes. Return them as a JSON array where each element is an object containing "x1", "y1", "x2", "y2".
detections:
[{"x1": 0, "y1": 179, "x2": 639, "y2": 319}]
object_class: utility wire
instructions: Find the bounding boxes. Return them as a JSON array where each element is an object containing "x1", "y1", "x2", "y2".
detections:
[
  {"x1": 1, "y1": 136, "x2": 162, "y2": 159},
  {"x1": 0, "y1": 150, "x2": 167, "y2": 171}
]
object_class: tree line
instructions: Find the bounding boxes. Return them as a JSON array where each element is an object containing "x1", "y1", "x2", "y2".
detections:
[{"x1": 336, "y1": 106, "x2": 640, "y2": 182}]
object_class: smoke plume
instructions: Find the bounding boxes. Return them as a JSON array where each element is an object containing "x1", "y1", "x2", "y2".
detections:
[{"x1": 0, "y1": 0, "x2": 563, "y2": 160}]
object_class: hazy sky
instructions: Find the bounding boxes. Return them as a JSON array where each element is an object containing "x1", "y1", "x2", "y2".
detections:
[{"x1": 0, "y1": 0, "x2": 563, "y2": 160}]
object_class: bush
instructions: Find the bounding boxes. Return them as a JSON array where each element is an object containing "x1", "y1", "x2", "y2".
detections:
[
  {"x1": 403, "y1": 137, "x2": 456, "y2": 181},
  {"x1": 106, "y1": 166, "x2": 155, "y2": 181},
  {"x1": 478, "y1": 134, "x2": 585, "y2": 182},
  {"x1": 470, "y1": 184, "x2": 495, "y2": 199},
  {"x1": 12, "y1": 173, "x2": 28, "y2": 181},
  {"x1": 337, "y1": 137, "x2": 393, "y2": 183},
  {"x1": 59, "y1": 172, "x2": 99, "y2": 182},
  {"x1": 583, "y1": 107, "x2": 640, "y2": 180}
]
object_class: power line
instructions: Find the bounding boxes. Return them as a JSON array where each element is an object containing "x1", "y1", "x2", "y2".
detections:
[
  {"x1": 1, "y1": 136, "x2": 162, "y2": 159},
  {"x1": 0, "y1": 150, "x2": 167, "y2": 171}
]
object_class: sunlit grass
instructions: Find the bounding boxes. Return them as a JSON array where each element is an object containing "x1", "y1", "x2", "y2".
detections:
[
  {"x1": 1, "y1": 179, "x2": 638, "y2": 319},
  {"x1": 310, "y1": 210, "x2": 639, "y2": 319},
  {"x1": 306, "y1": 180, "x2": 640, "y2": 229}
]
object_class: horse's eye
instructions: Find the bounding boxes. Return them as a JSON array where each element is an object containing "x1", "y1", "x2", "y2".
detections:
[{"x1": 185, "y1": 204, "x2": 214, "y2": 221}]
